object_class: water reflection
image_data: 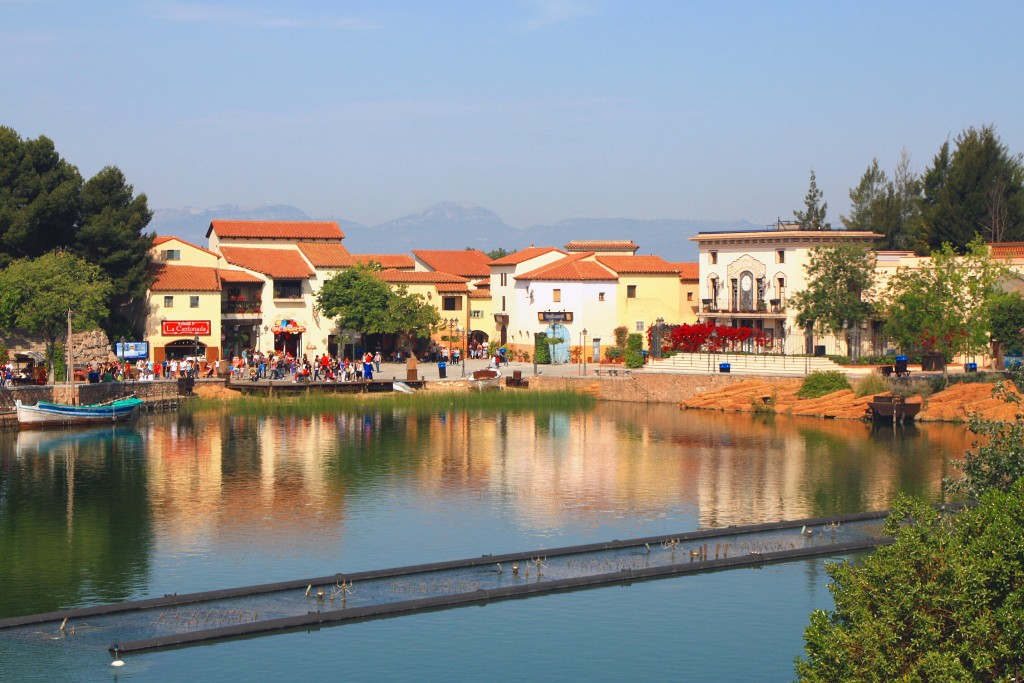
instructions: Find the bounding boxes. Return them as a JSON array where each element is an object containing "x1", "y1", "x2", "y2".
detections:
[{"x1": 0, "y1": 404, "x2": 972, "y2": 621}]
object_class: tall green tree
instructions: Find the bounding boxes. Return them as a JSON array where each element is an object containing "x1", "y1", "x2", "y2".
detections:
[
  {"x1": 883, "y1": 238, "x2": 1006, "y2": 364},
  {"x1": 920, "y1": 125, "x2": 1024, "y2": 250},
  {"x1": 75, "y1": 166, "x2": 155, "y2": 337},
  {"x1": 0, "y1": 251, "x2": 111, "y2": 381},
  {"x1": 316, "y1": 265, "x2": 440, "y2": 346},
  {"x1": 789, "y1": 242, "x2": 876, "y2": 358},
  {"x1": 794, "y1": 169, "x2": 830, "y2": 231},
  {"x1": 842, "y1": 151, "x2": 922, "y2": 250},
  {"x1": 0, "y1": 126, "x2": 82, "y2": 266}
]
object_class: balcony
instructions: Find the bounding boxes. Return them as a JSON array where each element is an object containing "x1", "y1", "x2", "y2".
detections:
[{"x1": 222, "y1": 300, "x2": 263, "y2": 317}]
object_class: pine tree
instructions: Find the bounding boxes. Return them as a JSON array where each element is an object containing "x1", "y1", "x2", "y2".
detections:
[{"x1": 794, "y1": 170, "x2": 830, "y2": 230}]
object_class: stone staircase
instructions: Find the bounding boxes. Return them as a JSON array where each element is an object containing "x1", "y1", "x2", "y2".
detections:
[{"x1": 646, "y1": 352, "x2": 847, "y2": 377}]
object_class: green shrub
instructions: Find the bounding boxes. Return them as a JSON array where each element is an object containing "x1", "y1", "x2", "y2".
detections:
[
  {"x1": 626, "y1": 333, "x2": 643, "y2": 352},
  {"x1": 797, "y1": 489, "x2": 1024, "y2": 681},
  {"x1": 534, "y1": 332, "x2": 551, "y2": 364},
  {"x1": 624, "y1": 349, "x2": 644, "y2": 368},
  {"x1": 796, "y1": 370, "x2": 851, "y2": 398},
  {"x1": 605, "y1": 347, "x2": 623, "y2": 361},
  {"x1": 0, "y1": 343, "x2": 8, "y2": 365},
  {"x1": 853, "y1": 373, "x2": 890, "y2": 398},
  {"x1": 826, "y1": 354, "x2": 851, "y2": 365}
]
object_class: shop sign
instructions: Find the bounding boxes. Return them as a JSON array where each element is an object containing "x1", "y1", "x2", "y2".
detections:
[
  {"x1": 538, "y1": 311, "x2": 574, "y2": 323},
  {"x1": 162, "y1": 320, "x2": 211, "y2": 336},
  {"x1": 272, "y1": 318, "x2": 306, "y2": 334}
]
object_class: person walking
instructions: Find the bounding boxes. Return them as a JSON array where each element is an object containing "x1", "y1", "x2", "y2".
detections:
[{"x1": 374, "y1": 351, "x2": 381, "y2": 373}]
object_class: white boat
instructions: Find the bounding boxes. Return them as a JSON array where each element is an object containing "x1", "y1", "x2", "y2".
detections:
[
  {"x1": 469, "y1": 368, "x2": 502, "y2": 390},
  {"x1": 15, "y1": 397, "x2": 144, "y2": 429},
  {"x1": 393, "y1": 381, "x2": 416, "y2": 394}
]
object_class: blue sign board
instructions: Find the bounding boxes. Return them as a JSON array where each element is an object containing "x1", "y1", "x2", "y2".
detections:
[{"x1": 116, "y1": 341, "x2": 150, "y2": 360}]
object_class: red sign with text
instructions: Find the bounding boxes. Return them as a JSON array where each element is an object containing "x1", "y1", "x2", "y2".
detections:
[{"x1": 162, "y1": 320, "x2": 211, "y2": 336}]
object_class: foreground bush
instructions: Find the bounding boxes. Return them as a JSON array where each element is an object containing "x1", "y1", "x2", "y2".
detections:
[
  {"x1": 796, "y1": 371, "x2": 851, "y2": 398},
  {"x1": 796, "y1": 489, "x2": 1024, "y2": 681}
]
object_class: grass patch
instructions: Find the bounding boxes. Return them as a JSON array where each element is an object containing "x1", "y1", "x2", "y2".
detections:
[
  {"x1": 797, "y1": 371, "x2": 852, "y2": 399},
  {"x1": 853, "y1": 373, "x2": 891, "y2": 398},
  {"x1": 183, "y1": 389, "x2": 595, "y2": 417}
]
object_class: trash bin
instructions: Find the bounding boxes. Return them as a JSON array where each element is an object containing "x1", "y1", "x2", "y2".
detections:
[
  {"x1": 437, "y1": 362, "x2": 447, "y2": 379},
  {"x1": 965, "y1": 362, "x2": 978, "y2": 373},
  {"x1": 719, "y1": 363, "x2": 731, "y2": 373}
]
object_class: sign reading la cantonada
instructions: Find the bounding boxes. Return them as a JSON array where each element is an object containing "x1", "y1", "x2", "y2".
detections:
[{"x1": 161, "y1": 320, "x2": 211, "y2": 336}]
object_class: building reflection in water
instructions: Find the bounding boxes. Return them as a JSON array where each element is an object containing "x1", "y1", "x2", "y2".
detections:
[{"x1": 0, "y1": 403, "x2": 974, "y2": 618}]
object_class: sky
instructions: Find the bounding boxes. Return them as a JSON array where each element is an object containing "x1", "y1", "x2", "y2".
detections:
[{"x1": 4, "y1": 1, "x2": 1024, "y2": 229}]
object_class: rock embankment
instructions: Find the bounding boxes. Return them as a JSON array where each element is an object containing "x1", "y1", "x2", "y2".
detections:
[{"x1": 681, "y1": 379, "x2": 1020, "y2": 423}]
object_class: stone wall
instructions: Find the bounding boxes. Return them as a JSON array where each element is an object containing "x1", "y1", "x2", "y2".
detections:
[
  {"x1": 1, "y1": 328, "x2": 112, "y2": 366},
  {"x1": 524, "y1": 373, "x2": 802, "y2": 404}
]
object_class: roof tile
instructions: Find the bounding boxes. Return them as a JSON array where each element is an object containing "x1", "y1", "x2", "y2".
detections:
[
  {"x1": 208, "y1": 220, "x2": 345, "y2": 240},
  {"x1": 596, "y1": 255, "x2": 678, "y2": 274},
  {"x1": 516, "y1": 253, "x2": 618, "y2": 281},
  {"x1": 376, "y1": 270, "x2": 469, "y2": 284},
  {"x1": 352, "y1": 254, "x2": 416, "y2": 269},
  {"x1": 489, "y1": 246, "x2": 564, "y2": 265},
  {"x1": 564, "y1": 240, "x2": 638, "y2": 253},
  {"x1": 297, "y1": 242, "x2": 355, "y2": 268},
  {"x1": 149, "y1": 263, "x2": 221, "y2": 291},
  {"x1": 219, "y1": 246, "x2": 315, "y2": 278},
  {"x1": 413, "y1": 249, "x2": 491, "y2": 277}
]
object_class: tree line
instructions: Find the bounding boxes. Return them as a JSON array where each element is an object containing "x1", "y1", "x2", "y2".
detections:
[
  {"x1": 0, "y1": 125, "x2": 154, "y2": 342},
  {"x1": 795, "y1": 124, "x2": 1024, "y2": 252}
]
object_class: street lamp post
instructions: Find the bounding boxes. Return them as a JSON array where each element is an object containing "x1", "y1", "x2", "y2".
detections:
[
  {"x1": 582, "y1": 328, "x2": 588, "y2": 376},
  {"x1": 119, "y1": 336, "x2": 126, "y2": 381},
  {"x1": 458, "y1": 325, "x2": 465, "y2": 377},
  {"x1": 193, "y1": 334, "x2": 200, "y2": 377}
]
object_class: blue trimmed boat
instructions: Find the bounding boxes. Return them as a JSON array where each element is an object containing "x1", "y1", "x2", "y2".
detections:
[{"x1": 15, "y1": 397, "x2": 144, "y2": 428}]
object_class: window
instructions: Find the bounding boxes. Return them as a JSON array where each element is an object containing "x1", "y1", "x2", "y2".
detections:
[
  {"x1": 709, "y1": 251, "x2": 718, "y2": 265},
  {"x1": 470, "y1": 310, "x2": 483, "y2": 319},
  {"x1": 687, "y1": 292, "x2": 693, "y2": 301},
  {"x1": 500, "y1": 272, "x2": 508, "y2": 286},
  {"x1": 161, "y1": 249, "x2": 181, "y2": 261},
  {"x1": 163, "y1": 295, "x2": 173, "y2": 308},
  {"x1": 502, "y1": 295, "x2": 506, "y2": 311},
  {"x1": 598, "y1": 292, "x2": 605, "y2": 302},
  {"x1": 442, "y1": 296, "x2": 458, "y2": 311},
  {"x1": 776, "y1": 249, "x2": 785, "y2": 263},
  {"x1": 636, "y1": 321, "x2": 645, "y2": 332},
  {"x1": 189, "y1": 295, "x2": 199, "y2": 308},
  {"x1": 273, "y1": 280, "x2": 303, "y2": 299},
  {"x1": 553, "y1": 289, "x2": 561, "y2": 303},
  {"x1": 627, "y1": 285, "x2": 637, "y2": 298}
]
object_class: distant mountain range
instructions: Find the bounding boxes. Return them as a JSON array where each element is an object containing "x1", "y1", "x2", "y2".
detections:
[{"x1": 149, "y1": 201, "x2": 760, "y2": 262}]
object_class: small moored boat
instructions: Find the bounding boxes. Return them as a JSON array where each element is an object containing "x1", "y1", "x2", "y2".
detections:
[
  {"x1": 866, "y1": 395, "x2": 921, "y2": 423},
  {"x1": 469, "y1": 368, "x2": 501, "y2": 391},
  {"x1": 15, "y1": 397, "x2": 144, "y2": 429}
]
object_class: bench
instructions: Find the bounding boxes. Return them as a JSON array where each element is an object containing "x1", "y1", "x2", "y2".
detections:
[{"x1": 595, "y1": 368, "x2": 630, "y2": 377}]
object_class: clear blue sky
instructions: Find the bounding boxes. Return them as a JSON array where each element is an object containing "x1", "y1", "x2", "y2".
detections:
[{"x1": 4, "y1": 1, "x2": 1023, "y2": 228}]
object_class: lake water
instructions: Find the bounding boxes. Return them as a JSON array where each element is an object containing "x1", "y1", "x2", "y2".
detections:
[{"x1": 0, "y1": 402, "x2": 972, "y2": 681}]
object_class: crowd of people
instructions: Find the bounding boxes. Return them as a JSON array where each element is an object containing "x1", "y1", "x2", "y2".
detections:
[
  {"x1": 229, "y1": 349, "x2": 384, "y2": 383},
  {"x1": 27, "y1": 341, "x2": 511, "y2": 387}
]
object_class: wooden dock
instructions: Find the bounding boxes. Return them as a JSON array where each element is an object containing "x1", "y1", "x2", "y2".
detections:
[{"x1": 226, "y1": 377, "x2": 427, "y2": 396}]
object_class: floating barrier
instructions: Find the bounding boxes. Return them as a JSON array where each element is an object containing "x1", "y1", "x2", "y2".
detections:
[{"x1": 0, "y1": 506, "x2": 965, "y2": 656}]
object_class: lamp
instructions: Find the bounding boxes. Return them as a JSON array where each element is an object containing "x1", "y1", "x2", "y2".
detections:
[{"x1": 581, "y1": 328, "x2": 588, "y2": 375}]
